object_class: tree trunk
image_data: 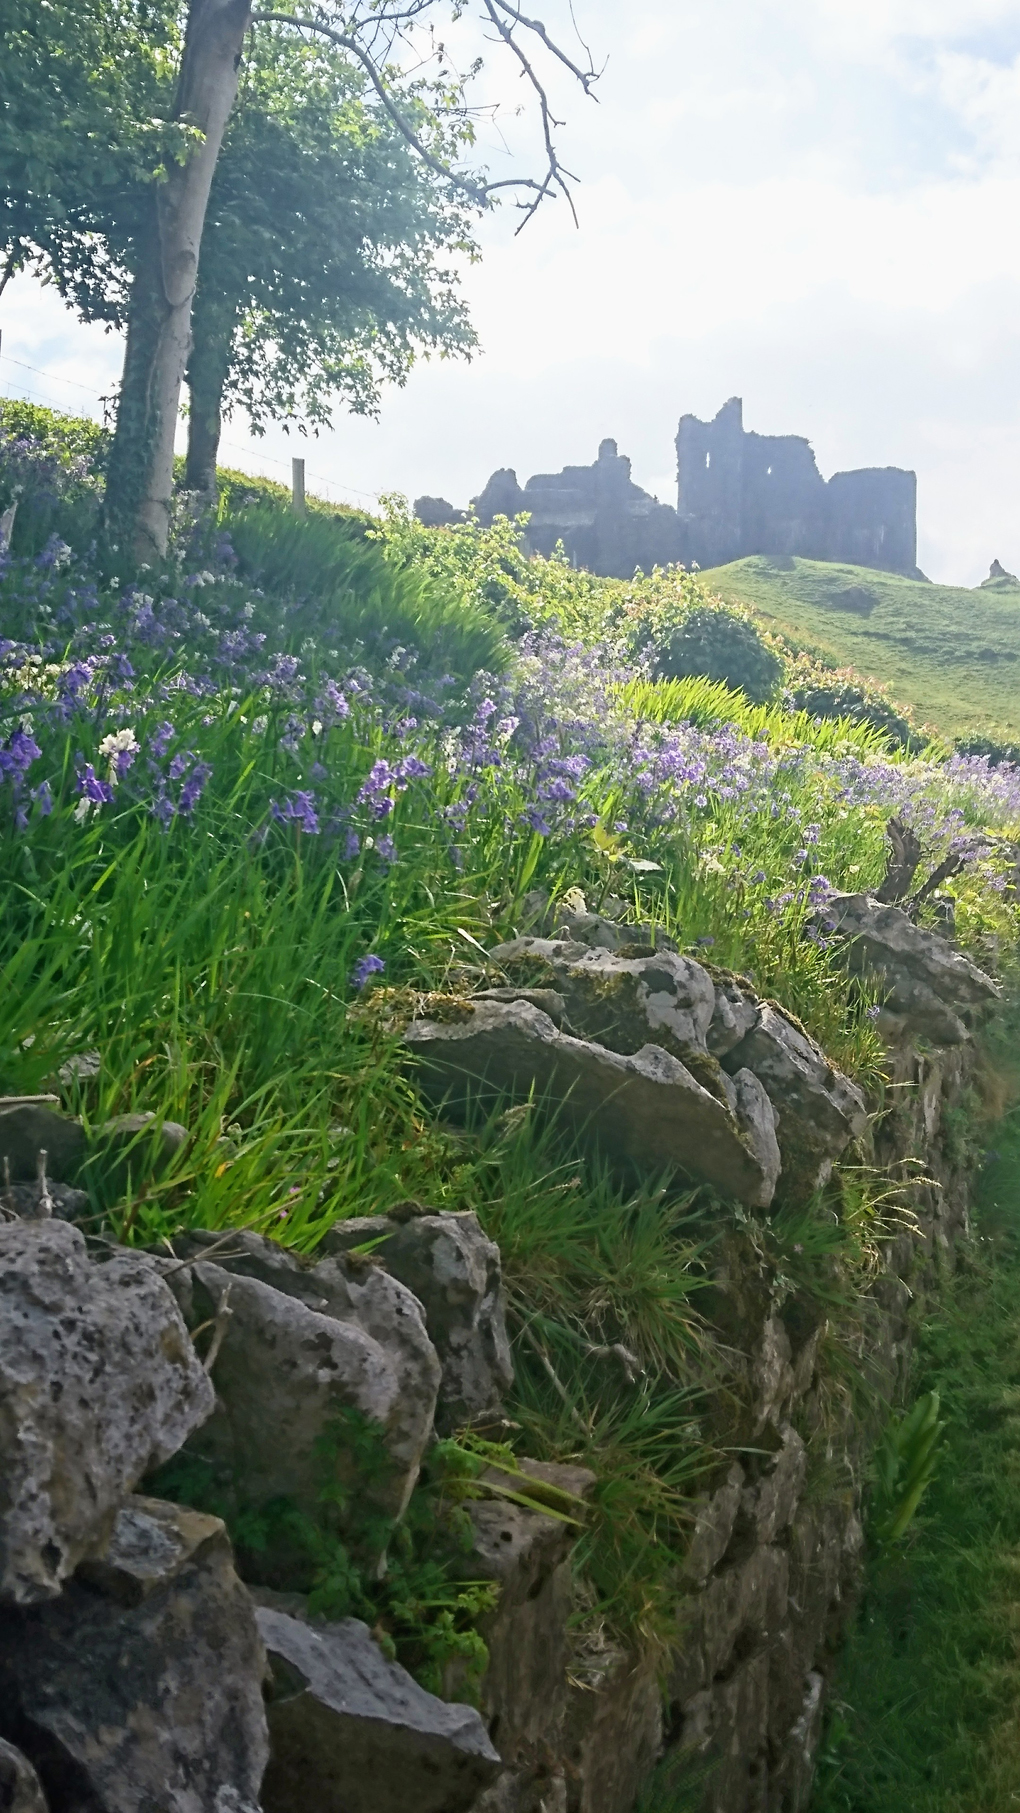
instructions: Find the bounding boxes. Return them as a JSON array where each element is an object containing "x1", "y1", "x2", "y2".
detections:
[
  {"x1": 103, "y1": 0, "x2": 252, "y2": 565},
  {"x1": 184, "y1": 290, "x2": 237, "y2": 496}
]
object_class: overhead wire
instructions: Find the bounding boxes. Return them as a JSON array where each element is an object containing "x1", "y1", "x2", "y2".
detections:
[{"x1": 0, "y1": 348, "x2": 383, "y2": 506}]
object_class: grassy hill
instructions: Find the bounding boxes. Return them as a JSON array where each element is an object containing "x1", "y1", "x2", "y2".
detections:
[{"x1": 701, "y1": 555, "x2": 1020, "y2": 744}]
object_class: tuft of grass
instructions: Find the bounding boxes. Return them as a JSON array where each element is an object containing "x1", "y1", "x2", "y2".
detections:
[{"x1": 228, "y1": 502, "x2": 510, "y2": 683}]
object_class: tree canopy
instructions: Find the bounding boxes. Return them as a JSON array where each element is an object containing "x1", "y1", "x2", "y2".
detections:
[
  {"x1": 0, "y1": 0, "x2": 185, "y2": 295},
  {"x1": 185, "y1": 29, "x2": 480, "y2": 488},
  {"x1": 1, "y1": 0, "x2": 598, "y2": 559}
]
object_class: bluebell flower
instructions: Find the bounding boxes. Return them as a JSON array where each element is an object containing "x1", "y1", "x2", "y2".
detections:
[{"x1": 351, "y1": 954, "x2": 385, "y2": 990}]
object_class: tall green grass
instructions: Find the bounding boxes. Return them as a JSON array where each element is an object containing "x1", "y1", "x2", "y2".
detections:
[
  {"x1": 228, "y1": 504, "x2": 510, "y2": 682},
  {"x1": 810, "y1": 1087, "x2": 1020, "y2": 1811}
]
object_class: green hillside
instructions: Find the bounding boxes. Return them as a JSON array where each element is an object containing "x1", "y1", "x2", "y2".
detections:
[{"x1": 702, "y1": 555, "x2": 1020, "y2": 744}]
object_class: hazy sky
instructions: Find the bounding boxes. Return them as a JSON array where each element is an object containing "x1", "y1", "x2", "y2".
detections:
[{"x1": 2, "y1": 0, "x2": 1019, "y2": 584}]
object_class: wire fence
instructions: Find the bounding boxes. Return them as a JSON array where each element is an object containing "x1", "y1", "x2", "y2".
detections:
[{"x1": 0, "y1": 346, "x2": 384, "y2": 509}]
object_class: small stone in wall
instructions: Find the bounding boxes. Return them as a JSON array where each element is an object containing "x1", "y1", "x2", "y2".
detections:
[
  {"x1": 0, "y1": 1738, "x2": 48, "y2": 1813},
  {"x1": 0, "y1": 1496, "x2": 268, "y2": 1813},
  {"x1": 257, "y1": 1606, "x2": 501, "y2": 1813},
  {"x1": 820, "y1": 892, "x2": 1000, "y2": 1045},
  {"x1": 321, "y1": 1210, "x2": 514, "y2": 1432},
  {"x1": 723, "y1": 1004, "x2": 868, "y2": 1194},
  {"x1": 0, "y1": 1221, "x2": 214, "y2": 1604}
]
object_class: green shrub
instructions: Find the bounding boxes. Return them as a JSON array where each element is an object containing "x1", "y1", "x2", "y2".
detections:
[
  {"x1": 955, "y1": 731, "x2": 1020, "y2": 769},
  {"x1": 0, "y1": 400, "x2": 107, "y2": 555},
  {"x1": 785, "y1": 653, "x2": 924, "y2": 751},
  {"x1": 648, "y1": 601, "x2": 783, "y2": 703}
]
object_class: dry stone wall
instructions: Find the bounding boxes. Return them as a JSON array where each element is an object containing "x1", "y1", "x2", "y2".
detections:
[{"x1": 0, "y1": 885, "x2": 1002, "y2": 1813}]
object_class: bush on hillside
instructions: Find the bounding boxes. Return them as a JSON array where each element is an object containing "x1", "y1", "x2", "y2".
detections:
[
  {"x1": 784, "y1": 654, "x2": 925, "y2": 752},
  {"x1": 644, "y1": 601, "x2": 783, "y2": 703},
  {"x1": 373, "y1": 499, "x2": 595, "y2": 640},
  {"x1": 0, "y1": 402, "x2": 107, "y2": 556},
  {"x1": 955, "y1": 732, "x2": 1020, "y2": 769}
]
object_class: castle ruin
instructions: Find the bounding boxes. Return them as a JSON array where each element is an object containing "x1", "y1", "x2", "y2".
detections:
[{"x1": 416, "y1": 398, "x2": 918, "y2": 580}]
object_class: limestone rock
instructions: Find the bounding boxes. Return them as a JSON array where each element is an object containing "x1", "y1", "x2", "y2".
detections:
[
  {"x1": 488, "y1": 938, "x2": 715, "y2": 1058},
  {"x1": 0, "y1": 1179, "x2": 90, "y2": 1222},
  {"x1": 0, "y1": 1098, "x2": 85, "y2": 1183},
  {"x1": 406, "y1": 997, "x2": 780, "y2": 1208},
  {"x1": 256, "y1": 1606, "x2": 502, "y2": 1813},
  {"x1": 677, "y1": 1648, "x2": 771, "y2": 1812},
  {"x1": 769, "y1": 1673, "x2": 825, "y2": 1813},
  {"x1": 562, "y1": 1644, "x2": 662, "y2": 1813},
  {"x1": 0, "y1": 1220, "x2": 214, "y2": 1603},
  {"x1": 453, "y1": 1460, "x2": 595, "y2": 1787},
  {"x1": 682, "y1": 1464, "x2": 746, "y2": 1585},
  {"x1": 165, "y1": 1231, "x2": 441, "y2": 1527},
  {"x1": 0, "y1": 1739, "x2": 48, "y2": 1812},
  {"x1": 322, "y1": 1211, "x2": 513, "y2": 1431},
  {"x1": 706, "y1": 977, "x2": 760, "y2": 1058},
  {"x1": 723, "y1": 1003, "x2": 868, "y2": 1191},
  {"x1": 741, "y1": 1427, "x2": 807, "y2": 1546},
  {"x1": 821, "y1": 892, "x2": 1000, "y2": 1044},
  {"x1": 0, "y1": 1496, "x2": 268, "y2": 1813},
  {"x1": 697, "y1": 1544, "x2": 789, "y2": 1681}
]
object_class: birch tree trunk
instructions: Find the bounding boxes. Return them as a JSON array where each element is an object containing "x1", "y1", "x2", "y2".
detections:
[{"x1": 104, "y1": 0, "x2": 252, "y2": 564}]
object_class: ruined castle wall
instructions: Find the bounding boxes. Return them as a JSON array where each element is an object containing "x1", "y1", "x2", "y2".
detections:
[
  {"x1": 448, "y1": 403, "x2": 918, "y2": 581},
  {"x1": 675, "y1": 399, "x2": 918, "y2": 575},
  {"x1": 824, "y1": 467, "x2": 917, "y2": 573}
]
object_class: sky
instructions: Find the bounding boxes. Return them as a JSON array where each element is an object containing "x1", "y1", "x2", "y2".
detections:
[{"x1": 2, "y1": 0, "x2": 1019, "y2": 585}]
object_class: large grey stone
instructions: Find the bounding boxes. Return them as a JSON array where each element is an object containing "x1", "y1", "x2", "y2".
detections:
[
  {"x1": 488, "y1": 938, "x2": 717, "y2": 1061},
  {"x1": 723, "y1": 1004, "x2": 868, "y2": 1192},
  {"x1": 821, "y1": 891, "x2": 1000, "y2": 1044},
  {"x1": 0, "y1": 1100, "x2": 85, "y2": 1183},
  {"x1": 0, "y1": 1496, "x2": 268, "y2": 1813},
  {"x1": 406, "y1": 997, "x2": 781, "y2": 1208},
  {"x1": 93, "y1": 1111, "x2": 189, "y2": 1196},
  {"x1": 256, "y1": 1607, "x2": 502, "y2": 1813},
  {"x1": 0, "y1": 1738, "x2": 48, "y2": 1812},
  {"x1": 322, "y1": 1211, "x2": 513, "y2": 1431},
  {"x1": 165, "y1": 1231, "x2": 441, "y2": 1527},
  {"x1": 0, "y1": 1220, "x2": 214, "y2": 1603},
  {"x1": 447, "y1": 1459, "x2": 595, "y2": 1796}
]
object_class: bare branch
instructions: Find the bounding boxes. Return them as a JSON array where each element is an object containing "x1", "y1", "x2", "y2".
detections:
[
  {"x1": 250, "y1": 1, "x2": 599, "y2": 228},
  {"x1": 251, "y1": 11, "x2": 491, "y2": 205},
  {"x1": 488, "y1": 0, "x2": 600, "y2": 92},
  {"x1": 478, "y1": 0, "x2": 584, "y2": 228}
]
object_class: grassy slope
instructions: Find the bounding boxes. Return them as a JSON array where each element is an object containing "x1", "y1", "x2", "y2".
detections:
[{"x1": 702, "y1": 555, "x2": 1020, "y2": 743}]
